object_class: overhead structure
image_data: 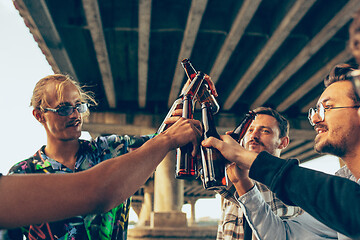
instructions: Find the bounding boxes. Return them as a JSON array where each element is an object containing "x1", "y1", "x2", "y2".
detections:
[{"x1": 13, "y1": 0, "x2": 357, "y2": 170}]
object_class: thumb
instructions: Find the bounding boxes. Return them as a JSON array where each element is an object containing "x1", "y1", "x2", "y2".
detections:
[{"x1": 202, "y1": 136, "x2": 222, "y2": 148}]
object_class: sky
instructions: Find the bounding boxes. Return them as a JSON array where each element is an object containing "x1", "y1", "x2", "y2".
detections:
[{"x1": 0, "y1": 0, "x2": 341, "y2": 222}]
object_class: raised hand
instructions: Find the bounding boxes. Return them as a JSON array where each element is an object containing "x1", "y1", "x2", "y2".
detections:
[
  {"x1": 162, "y1": 117, "x2": 203, "y2": 156},
  {"x1": 201, "y1": 135, "x2": 258, "y2": 170}
]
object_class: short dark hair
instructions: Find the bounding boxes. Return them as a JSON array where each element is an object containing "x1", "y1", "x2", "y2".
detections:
[
  {"x1": 323, "y1": 63, "x2": 360, "y2": 104},
  {"x1": 252, "y1": 107, "x2": 289, "y2": 138}
]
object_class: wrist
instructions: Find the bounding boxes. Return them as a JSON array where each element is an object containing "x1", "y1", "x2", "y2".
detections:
[
  {"x1": 157, "y1": 131, "x2": 175, "y2": 151},
  {"x1": 233, "y1": 177, "x2": 254, "y2": 195},
  {"x1": 236, "y1": 150, "x2": 258, "y2": 169}
]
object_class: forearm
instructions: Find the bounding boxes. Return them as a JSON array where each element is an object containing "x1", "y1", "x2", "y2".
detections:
[
  {"x1": 238, "y1": 186, "x2": 337, "y2": 240},
  {"x1": 232, "y1": 178, "x2": 254, "y2": 196},
  {"x1": 93, "y1": 133, "x2": 173, "y2": 209},
  {"x1": 249, "y1": 151, "x2": 360, "y2": 238},
  {"x1": 0, "y1": 133, "x2": 172, "y2": 229}
]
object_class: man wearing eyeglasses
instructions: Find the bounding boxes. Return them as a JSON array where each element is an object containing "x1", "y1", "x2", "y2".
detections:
[
  {"x1": 202, "y1": 63, "x2": 360, "y2": 239},
  {"x1": 5, "y1": 74, "x2": 177, "y2": 240}
]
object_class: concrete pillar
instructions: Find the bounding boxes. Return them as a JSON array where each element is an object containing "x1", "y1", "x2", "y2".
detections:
[
  {"x1": 131, "y1": 200, "x2": 142, "y2": 217},
  {"x1": 188, "y1": 198, "x2": 197, "y2": 226},
  {"x1": 137, "y1": 179, "x2": 154, "y2": 226},
  {"x1": 151, "y1": 150, "x2": 187, "y2": 227}
]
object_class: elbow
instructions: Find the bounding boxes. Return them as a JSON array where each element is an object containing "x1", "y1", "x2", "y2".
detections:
[{"x1": 89, "y1": 185, "x2": 127, "y2": 214}]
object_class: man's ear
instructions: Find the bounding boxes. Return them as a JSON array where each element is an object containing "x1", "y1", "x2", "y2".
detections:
[
  {"x1": 33, "y1": 109, "x2": 45, "y2": 123},
  {"x1": 278, "y1": 136, "x2": 289, "y2": 150}
]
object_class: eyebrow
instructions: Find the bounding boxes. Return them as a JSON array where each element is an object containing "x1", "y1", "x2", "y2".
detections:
[
  {"x1": 317, "y1": 97, "x2": 331, "y2": 107},
  {"x1": 56, "y1": 101, "x2": 82, "y2": 108},
  {"x1": 249, "y1": 126, "x2": 273, "y2": 131}
]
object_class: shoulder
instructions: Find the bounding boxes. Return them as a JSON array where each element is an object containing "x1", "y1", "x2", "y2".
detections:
[
  {"x1": 8, "y1": 156, "x2": 37, "y2": 174},
  {"x1": 335, "y1": 165, "x2": 356, "y2": 181}
]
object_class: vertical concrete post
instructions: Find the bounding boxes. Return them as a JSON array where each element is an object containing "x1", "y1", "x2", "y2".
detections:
[
  {"x1": 152, "y1": 150, "x2": 187, "y2": 227},
  {"x1": 187, "y1": 198, "x2": 197, "y2": 226},
  {"x1": 137, "y1": 179, "x2": 154, "y2": 226}
]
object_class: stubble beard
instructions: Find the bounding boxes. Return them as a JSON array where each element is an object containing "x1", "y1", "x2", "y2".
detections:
[{"x1": 314, "y1": 136, "x2": 347, "y2": 158}]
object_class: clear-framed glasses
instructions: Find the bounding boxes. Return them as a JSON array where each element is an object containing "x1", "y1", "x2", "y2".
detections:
[
  {"x1": 308, "y1": 102, "x2": 360, "y2": 126},
  {"x1": 44, "y1": 103, "x2": 88, "y2": 116}
]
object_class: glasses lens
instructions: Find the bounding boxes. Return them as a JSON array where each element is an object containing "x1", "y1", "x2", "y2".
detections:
[
  {"x1": 77, "y1": 103, "x2": 88, "y2": 113},
  {"x1": 57, "y1": 106, "x2": 74, "y2": 116},
  {"x1": 318, "y1": 103, "x2": 325, "y2": 122},
  {"x1": 308, "y1": 108, "x2": 315, "y2": 126}
]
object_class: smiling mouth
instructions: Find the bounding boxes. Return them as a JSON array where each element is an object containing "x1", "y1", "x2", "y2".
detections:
[
  {"x1": 67, "y1": 120, "x2": 81, "y2": 128},
  {"x1": 315, "y1": 127, "x2": 327, "y2": 135}
]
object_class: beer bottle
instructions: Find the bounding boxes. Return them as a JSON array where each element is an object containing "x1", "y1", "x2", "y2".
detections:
[
  {"x1": 181, "y1": 59, "x2": 220, "y2": 114},
  {"x1": 200, "y1": 102, "x2": 228, "y2": 190},
  {"x1": 229, "y1": 111, "x2": 256, "y2": 142},
  {"x1": 175, "y1": 72, "x2": 206, "y2": 179}
]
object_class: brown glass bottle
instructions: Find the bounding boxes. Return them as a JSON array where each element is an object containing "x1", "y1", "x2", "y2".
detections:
[
  {"x1": 175, "y1": 72, "x2": 206, "y2": 179},
  {"x1": 181, "y1": 59, "x2": 220, "y2": 114},
  {"x1": 200, "y1": 102, "x2": 228, "y2": 190},
  {"x1": 229, "y1": 111, "x2": 256, "y2": 142}
]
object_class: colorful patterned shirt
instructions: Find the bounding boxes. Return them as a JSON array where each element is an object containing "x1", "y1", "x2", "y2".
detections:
[
  {"x1": 6, "y1": 134, "x2": 152, "y2": 240},
  {"x1": 216, "y1": 181, "x2": 303, "y2": 240}
]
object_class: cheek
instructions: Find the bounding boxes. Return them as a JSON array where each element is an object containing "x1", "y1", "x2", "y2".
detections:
[{"x1": 261, "y1": 137, "x2": 279, "y2": 148}]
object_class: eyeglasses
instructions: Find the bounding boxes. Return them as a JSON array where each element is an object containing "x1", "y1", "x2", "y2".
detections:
[
  {"x1": 44, "y1": 103, "x2": 88, "y2": 116},
  {"x1": 308, "y1": 102, "x2": 360, "y2": 126}
]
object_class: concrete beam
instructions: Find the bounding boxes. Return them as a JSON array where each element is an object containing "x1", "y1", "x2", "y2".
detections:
[
  {"x1": 281, "y1": 141, "x2": 314, "y2": 159},
  {"x1": 83, "y1": 122, "x2": 156, "y2": 136},
  {"x1": 250, "y1": 0, "x2": 360, "y2": 110},
  {"x1": 223, "y1": 0, "x2": 315, "y2": 110},
  {"x1": 168, "y1": 0, "x2": 208, "y2": 107},
  {"x1": 82, "y1": 0, "x2": 116, "y2": 108},
  {"x1": 138, "y1": 0, "x2": 152, "y2": 108},
  {"x1": 15, "y1": 0, "x2": 76, "y2": 77},
  {"x1": 277, "y1": 49, "x2": 352, "y2": 112},
  {"x1": 209, "y1": 0, "x2": 262, "y2": 84}
]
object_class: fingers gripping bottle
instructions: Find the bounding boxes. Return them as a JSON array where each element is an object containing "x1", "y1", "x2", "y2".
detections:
[
  {"x1": 200, "y1": 102, "x2": 228, "y2": 190},
  {"x1": 175, "y1": 72, "x2": 206, "y2": 179}
]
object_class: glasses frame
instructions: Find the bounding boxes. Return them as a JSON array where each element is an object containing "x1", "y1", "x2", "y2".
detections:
[
  {"x1": 308, "y1": 102, "x2": 360, "y2": 126},
  {"x1": 43, "y1": 103, "x2": 88, "y2": 116}
]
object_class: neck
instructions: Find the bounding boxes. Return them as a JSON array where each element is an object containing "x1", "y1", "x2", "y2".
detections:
[
  {"x1": 341, "y1": 149, "x2": 360, "y2": 180},
  {"x1": 45, "y1": 139, "x2": 80, "y2": 170}
]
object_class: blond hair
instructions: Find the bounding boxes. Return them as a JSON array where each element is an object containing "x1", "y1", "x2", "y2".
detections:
[{"x1": 31, "y1": 74, "x2": 97, "y2": 115}]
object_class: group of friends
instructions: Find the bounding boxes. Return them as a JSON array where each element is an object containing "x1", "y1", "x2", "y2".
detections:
[{"x1": 1, "y1": 6, "x2": 360, "y2": 240}]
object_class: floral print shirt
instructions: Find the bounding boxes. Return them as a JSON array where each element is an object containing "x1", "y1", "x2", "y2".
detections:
[{"x1": 6, "y1": 134, "x2": 152, "y2": 240}]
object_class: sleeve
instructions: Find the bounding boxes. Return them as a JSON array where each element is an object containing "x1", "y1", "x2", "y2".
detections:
[
  {"x1": 248, "y1": 151, "x2": 360, "y2": 238},
  {"x1": 7, "y1": 157, "x2": 37, "y2": 175},
  {"x1": 216, "y1": 184, "x2": 239, "y2": 205},
  {"x1": 126, "y1": 134, "x2": 153, "y2": 148},
  {"x1": 237, "y1": 185, "x2": 338, "y2": 240}
]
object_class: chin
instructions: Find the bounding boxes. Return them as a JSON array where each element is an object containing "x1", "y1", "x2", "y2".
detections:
[{"x1": 249, "y1": 146, "x2": 262, "y2": 153}]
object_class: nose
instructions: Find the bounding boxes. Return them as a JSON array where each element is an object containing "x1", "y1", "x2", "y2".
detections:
[
  {"x1": 69, "y1": 107, "x2": 81, "y2": 117},
  {"x1": 311, "y1": 111, "x2": 323, "y2": 125},
  {"x1": 249, "y1": 129, "x2": 260, "y2": 139}
]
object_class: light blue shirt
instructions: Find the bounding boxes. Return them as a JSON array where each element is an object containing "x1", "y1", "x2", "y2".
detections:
[{"x1": 237, "y1": 180, "x2": 359, "y2": 240}]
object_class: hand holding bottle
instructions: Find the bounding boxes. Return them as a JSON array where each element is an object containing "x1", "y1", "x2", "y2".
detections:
[
  {"x1": 202, "y1": 135, "x2": 258, "y2": 170},
  {"x1": 162, "y1": 117, "x2": 203, "y2": 156}
]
